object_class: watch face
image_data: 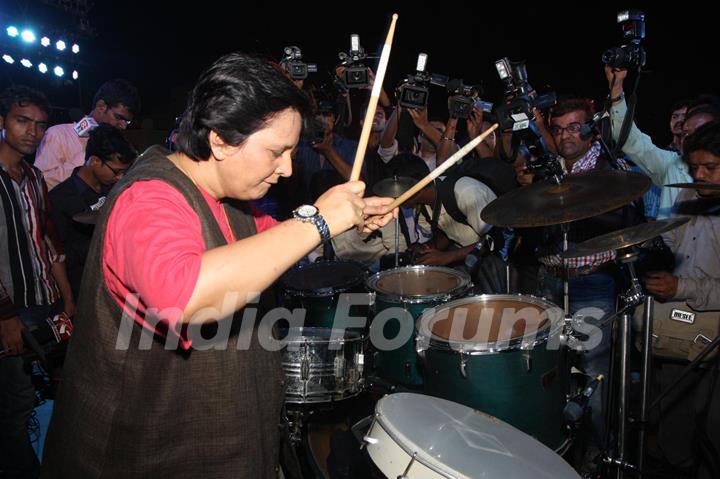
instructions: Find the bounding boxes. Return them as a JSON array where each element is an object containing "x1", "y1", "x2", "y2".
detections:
[{"x1": 297, "y1": 204, "x2": 318, "y2": 218}]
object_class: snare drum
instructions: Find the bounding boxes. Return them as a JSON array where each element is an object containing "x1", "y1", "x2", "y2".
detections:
[
  {"x1": 280, "y1": 260, "x2": 367, "y2": 329},
  {"x1": 417, "y1": 294, "x2": 568, "y2": 450},
  {"x1": 367, "y1": 266, "x2": 471, "y2": 388},
  {"x1": 364, "y1": 393, "x2": 580, "y2": 479},
  {"x1": 282, "y1": 327, "x2": 365, "y2": 404}
]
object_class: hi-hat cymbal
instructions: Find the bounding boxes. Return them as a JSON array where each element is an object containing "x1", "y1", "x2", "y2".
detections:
[
  {"x1": 666, "y1": 182, "x2": 720, "y2": 191},
  {"x1": 72, "y1": 210, "x2": 99, "y2": 225},
  {"x1": 372, "y1": 176, "x2": 415, "y2": 198},
  {"x1": 481, "y1": 170, "x2": 651, "y2": 228},
  {"x1": 562, "y1": 217, "x2": 690, "y2": 258}
]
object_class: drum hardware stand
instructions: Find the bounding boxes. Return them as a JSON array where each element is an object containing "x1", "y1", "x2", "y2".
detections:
[{"x1": 599, "y1": 247, "x2": 654, "y2": 479}]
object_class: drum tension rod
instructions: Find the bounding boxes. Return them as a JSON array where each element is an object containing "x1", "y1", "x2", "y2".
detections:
[{"x1": 398, "y1": 452, "x2": 418, "y2": 479}]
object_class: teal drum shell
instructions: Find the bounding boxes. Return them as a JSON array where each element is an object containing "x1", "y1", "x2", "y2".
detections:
[
  {"x1": 417, "y1": 294, "x2": 569, "y2": 451},
  {"x1": 279, "y1": 260, "x2": 368, "y2": 330},
  {"x1": 366, "y1": 266, "x2": 471, "y2": 388}
]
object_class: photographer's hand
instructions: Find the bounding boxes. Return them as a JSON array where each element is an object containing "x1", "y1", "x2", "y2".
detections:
[
  {"x1": 533, "y1": 107, "x2": 558, "y2": 155},
  {"x1": 408, "y1": 107, "x2": 430, "y2": 129},
  {"x1": 605, "y1": 65, "x2": 627, "y2": 102},
  {"x1": 467, "y1": 107, "x2": 484, "y2": 139},
  {"x1": 645, "y1": 271, "x2": 679, "y2": 300}
]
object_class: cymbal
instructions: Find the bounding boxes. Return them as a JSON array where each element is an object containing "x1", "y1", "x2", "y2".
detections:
[
  {"x1": 666, "y1": 182, "x2": 720, "y2": 191},
  {"x1": 72, "y1": 210, "x2": 99, "y2": 225},
  {"x1": 372, "y1": 176, "x2": 415, "y2": 198},
  {"x1": 481, "y1": 170, "x2": 651, "y2": 228},
  {"x1": 562, "y1": 217, "x2": 690, "y2": 258}
]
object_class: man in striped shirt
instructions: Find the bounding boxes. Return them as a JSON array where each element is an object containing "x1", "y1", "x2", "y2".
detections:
[{"x1": 0, "y1": 86, "x2": 74, "y2": 479}]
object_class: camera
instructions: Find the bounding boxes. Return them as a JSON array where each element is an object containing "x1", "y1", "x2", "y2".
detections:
[
  {"x1": 281, "y1": 46, "x2": 317, "y2": 80},
  {"x1": 445, "y1": 78, "x2": 482, "y2": 119},
  {"x1": 338, "y1": 34, "x2": 370, "y2": 89},
  {"x1": 493, "y1": 57, "x2": 556, "y2": 131},
  {"x1": 493, "y1": 57, "x2": 560, "y2": 178},
  {"x1": 397, "y1": 53, "x2": 448, "y2": 110},
  {"x1": 602, "y1": 10, "x2": 646, "y2": 70},
  {"x1": 397, "y1": 53, "x2": 431, "y2": 109}
]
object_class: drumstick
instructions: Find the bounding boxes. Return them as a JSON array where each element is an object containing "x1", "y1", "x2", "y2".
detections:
[
  {"x1": 349, "y1": 13, "x2": 399, "y2": 182},
  {"x1": 385, "y1": 123, "x2": 499, "y2": 211}
]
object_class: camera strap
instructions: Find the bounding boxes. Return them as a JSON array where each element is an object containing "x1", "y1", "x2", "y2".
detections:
[{"x1": 613, "y1": 71, "x2": 643, "y2": 157}]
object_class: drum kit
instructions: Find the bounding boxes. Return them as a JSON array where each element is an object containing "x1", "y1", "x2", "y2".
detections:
[{"x1": 276, "y1": 171, "x2": 699, "y2": 478}]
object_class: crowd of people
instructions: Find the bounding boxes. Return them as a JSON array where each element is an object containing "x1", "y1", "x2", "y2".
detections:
[{"x1": 0, "y1": 48, "x2": 718, "y2": 478}]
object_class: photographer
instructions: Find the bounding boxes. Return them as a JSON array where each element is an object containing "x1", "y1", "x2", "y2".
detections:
[
  {"x1": 529, "y1": 97, "x2": 641, "y2": 442},
  {"x1": 379, "y1": 102, "x2": 452, "y2": 171},
  {"x1": 606, "y1": 66, "x2": 720, "y2": 218},
  {"x1": 293, "y1": 100, "x2": 360, "y2": 204}
]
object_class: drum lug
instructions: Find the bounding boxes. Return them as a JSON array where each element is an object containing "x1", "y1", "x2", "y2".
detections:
[
  {"x1": 368, "y1": 291, "x2": 376, "y2": 308},
  {"x1": 360, "y1": 414, "x2": 379, "y2": 450},
  {"x1": 459, "y1": 351, "x2": 468, "y2": 379},
  {"x1": 523, "y1": 350, "x2": 532, "y2": 373},
  {"x1": 334, "y1": 356, "x2": 345, "y2": 383},
  {"x1": 301, "y1": 340, "x2": 310, "y2": 381}
]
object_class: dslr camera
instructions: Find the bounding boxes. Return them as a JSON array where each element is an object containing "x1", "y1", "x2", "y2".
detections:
[{"x1": 602, "y1": 10, "x2": 646, "y2": 70}]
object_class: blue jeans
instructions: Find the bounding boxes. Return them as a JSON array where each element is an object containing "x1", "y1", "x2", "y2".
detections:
[
  {"x1": 0, "y1": 303, "x2": 59, "y2": 479},
  {"x1": 538, "y1": 268, "x2": 616, "y2": 439}
]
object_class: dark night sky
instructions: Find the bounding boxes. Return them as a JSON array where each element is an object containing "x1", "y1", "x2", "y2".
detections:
[{"x1": 1, "y1": 2, "x2": 716, "y2": 145}]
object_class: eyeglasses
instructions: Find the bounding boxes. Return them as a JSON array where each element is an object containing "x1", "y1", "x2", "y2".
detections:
[
  {"x1": 549, "y1": 122, "x2": 583, "y2": 136},
  {"x1": 103, "y1": 162, "x2": 128, "y2": 176},
  {"x1": 110, "y1": 110, "x2": 132, "y2": 126}
]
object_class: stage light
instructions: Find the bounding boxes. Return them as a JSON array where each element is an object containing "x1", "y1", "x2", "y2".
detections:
[
  {"x1": 38, "y1": 63, "x2": 48, "y2": 73},
  {"x1": 72, "y1": 70, "x2": 78, "y2": 79},
  {"x1": 21, "y1": 59, "x2": 33, "y2": 68},
  {"x1": 53, "y1": 65, "x2": 64, "y2": 77},
  {"x1": 2, "y1": 54, "x2": 15, "y2": 64},
  {"x1": 71, "y1": 43, "x2": 79, "y2": 54},
  {"x1": 6, "y1": 26, "x2": 19, "y2": 37},
  {"x1": 41, "y1": 36, "x2": 51, "y2": 47},
  {"x1": 56, "y1": 40, "x2": 66, "y2": 51},
  {"x1": 21, "y1": 29, "x2": 36, "y2": 43}
]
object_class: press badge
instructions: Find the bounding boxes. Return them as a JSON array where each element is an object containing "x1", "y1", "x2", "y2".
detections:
[{"x1": 670, "y1": 308, "x2": 695, "y2": 324}]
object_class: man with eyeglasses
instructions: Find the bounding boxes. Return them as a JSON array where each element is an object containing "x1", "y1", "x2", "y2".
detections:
[
  {"x1": 530, "y1": 97, "x2": 641, "y2": 448},
  {"x1": 49, "y1": 124, "x2": 136, "y2": 300},
  {"x1": 34, "y1": 78, "x2": 140, "y2": 190}
]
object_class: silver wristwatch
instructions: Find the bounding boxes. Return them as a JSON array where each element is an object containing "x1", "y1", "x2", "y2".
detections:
[{"x1": 292, "y1": 205, "x2": 331, "y2": 243}]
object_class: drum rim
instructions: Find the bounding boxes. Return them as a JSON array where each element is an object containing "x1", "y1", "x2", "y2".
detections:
[
  {"x1": 280, "y1": 260, "x2": 367, "y2": 297},
  {"x1": 369, "y1": 408, "x2": 459, "y2": 478},
  {"x1": 366, "y1": 265, "x2": 471, "y2": 304},
  {"x1": 279, "y1": 327, "x2": 364, "y2": 344},
  {"x1": 416, "y1": 294, "x2": 564, "y2": 354}
]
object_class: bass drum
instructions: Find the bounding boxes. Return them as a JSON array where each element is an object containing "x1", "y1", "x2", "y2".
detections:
[{"x1": 364, "y1": 393, "x2": 580, "y2": 479}]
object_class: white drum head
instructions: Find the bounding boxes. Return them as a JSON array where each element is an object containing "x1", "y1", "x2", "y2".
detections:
[{"x1": 370, "y1": 393, "x2": 580, "y2": 479}]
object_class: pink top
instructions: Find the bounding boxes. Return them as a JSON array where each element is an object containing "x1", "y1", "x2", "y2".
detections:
[{"x1": 103, "y1": 180, "x2": 278, "y2": 349}]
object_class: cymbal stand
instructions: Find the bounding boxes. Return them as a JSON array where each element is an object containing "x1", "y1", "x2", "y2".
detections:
[{"x1": 601, "y1": 248, "x2": 653, "y2": 478}]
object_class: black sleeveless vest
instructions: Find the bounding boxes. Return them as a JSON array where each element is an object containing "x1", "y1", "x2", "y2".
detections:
[{"x1": 41, "y1": 146, "x2": 283, "y2": 478}]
